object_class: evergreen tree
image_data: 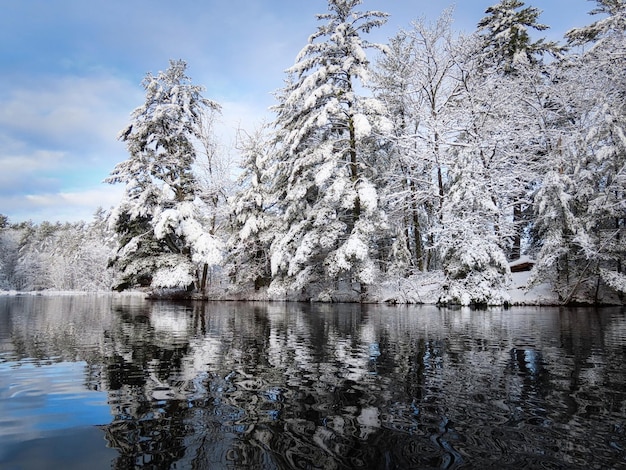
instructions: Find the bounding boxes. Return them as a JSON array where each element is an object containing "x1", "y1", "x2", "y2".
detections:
[
  {"x1": 530, "y1": 0, "x2": 626, "y2": 301},
  {"x1": 476, "y1": 0, "x2": 560, "y2": 261},
  {"x1": 226, "y1": 125, "x2": 277, "y2": 291},
  {"x1": 528, "y1": 168, "x2": 581, "y2": 300},
  {"x1": 477, "y1": 0, "x2": 560, "y2": 72},
  {"x1": 106, "y1": 60, "x2": 223, "y2": 292},
  {"x1": 0, "y1": 216, "x2": 20, "y2": 290},
  {"x1": 565, "y1": 0, "x2": 626, "y2": 48},
  {"x1": 268, "y1": 0, "x2": 391, "y2": 300},
  {"x1": 437, "y1": 150, "x2": 511, "y2": 305}
]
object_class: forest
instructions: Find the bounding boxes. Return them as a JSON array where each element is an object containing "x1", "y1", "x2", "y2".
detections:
[{"x1": 0, "y1": 0, "x2": 624, "y2": 306}]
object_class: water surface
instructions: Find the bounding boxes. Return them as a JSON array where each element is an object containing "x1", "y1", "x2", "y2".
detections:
[{"x1": 1, "y1": 295, "x2": 625, "y2": 469}]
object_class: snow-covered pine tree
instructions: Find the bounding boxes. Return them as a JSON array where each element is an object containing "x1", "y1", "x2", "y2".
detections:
[
  {"x1": 528, "y1": 167, "x2": 582, "y2": 300},
  {"x1": 226, "y1": 125, "x2": 277, "y2": 292},
  {"x1": 570, "y1": 1, "x2": 626, "y2": 299},
  {"x1": 105, "y1": 60, "x2": 223, "y2": 293},
  {"x1": 437, "y1": 148, "x2": 511, "y2": 306},
  {"x1": 565, "y1": 0, "x2": 625, "y2": 48},
  {"x1": 477, "y1": 0, "x2": 562, "y2": 261},
  {"x1": 531, "y1": 0, "x2": 626, "y2": 302},
  {"x1": 268, "y1": 0, "x2": 391, "y2": 301},
  {"x1": 0, "y1": 215, "x2": 21, "y2": 290},
  {"x1": 477, "y1": 0, "x2": 560, "y2": 73}
]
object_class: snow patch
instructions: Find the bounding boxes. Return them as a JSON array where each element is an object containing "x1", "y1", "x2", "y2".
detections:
[
  {"x1": 353, "y1": 113, "x2": 372, "y2": 139},
  {"x1": 357, "y1": 180, "x2": 378, "y2": 213},
  {"x1": 152, "y1": 264, "x2": 195, "y2": 289}
]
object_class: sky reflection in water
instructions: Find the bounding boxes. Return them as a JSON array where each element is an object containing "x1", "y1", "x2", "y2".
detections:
[{"x1": 0, "y1": 295, "x2": 625, "y2": 469}]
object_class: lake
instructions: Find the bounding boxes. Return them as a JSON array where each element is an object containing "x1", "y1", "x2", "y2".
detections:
[{"x1": 0, "y1": 295, "x2": 625, "y2": 469}]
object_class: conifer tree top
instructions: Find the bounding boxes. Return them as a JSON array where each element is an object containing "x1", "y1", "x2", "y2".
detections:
[
  {"x1": 565, "y1": 0, "x2": 625, "y2": 46},
  {"x1": 477, "y1": 0, "x2": 559, "y2": 70}
]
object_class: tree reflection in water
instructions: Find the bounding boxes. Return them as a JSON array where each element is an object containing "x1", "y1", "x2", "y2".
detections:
[
  {"x1": 96, "y1": 301, "x2": 468, "y2": 468},
  {"x1": 2, "y1": 296, "x2": 625, "y2": 468},
  {"x1": 92, "y1": 300, "x2": 626, "y2": 469}
]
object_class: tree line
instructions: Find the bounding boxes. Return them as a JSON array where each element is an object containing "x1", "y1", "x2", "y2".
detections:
[
  {"x1": 1, "y1": 0, "x2": 624, "y2": 305},
  {"x1": 0, "y1": 210, "x2": 115, "y2": 291}
]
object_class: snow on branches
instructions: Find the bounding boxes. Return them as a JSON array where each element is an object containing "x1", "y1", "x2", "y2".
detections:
[{"x1": 106, "y1": 60, "x2": 223, "y2": 292}]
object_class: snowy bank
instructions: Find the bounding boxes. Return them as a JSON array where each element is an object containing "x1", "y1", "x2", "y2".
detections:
[
  {"x1": 371, "y1": 270, "x2": 559, "y2": 307},
  {"x1": 0, "y1": 290, "x2": 147, "y2": 297},
  {"x1": 507, "y1": 270, "x2": 560, "y2": 306},
  {"x1": 218, "y1": 256, "x2": 610, "y2": 306},
  {"x1": 1, "y1": 260, "x2": 619, "y2": 307}
]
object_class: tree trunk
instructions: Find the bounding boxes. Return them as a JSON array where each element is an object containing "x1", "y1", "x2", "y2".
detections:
[
  {"x1": 348, "y1": 114, "x2": 361, "y2": 222},
  {"x1": 511, "y1": 203, "x2": 522, "y2": 260},
  {"x1": 409, "y1": 178, "x2": 424, "y2": 271},
  {"x1": 200, "y1": 263, "x2": 209, "y2": 292}
]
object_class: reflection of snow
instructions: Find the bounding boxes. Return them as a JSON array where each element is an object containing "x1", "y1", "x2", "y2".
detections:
[
  {"x1": 357, "y1": 406, "x2": 381, "y2": 439},
  {"x1": 333, "y1": 337, "x2": 370, "y2": 382},
  {"x1": 604, "y1": 315, "x2": 626, "y2": 348},
  {"x1": 183, "y1": 336, "x2": 224, "y2": 380},
  {"x1": 150, "y1": 308, "x2": 191, "y2": 336},
  {"x1": 4, "y1": 295, "x2": 625, "y2": 470}
]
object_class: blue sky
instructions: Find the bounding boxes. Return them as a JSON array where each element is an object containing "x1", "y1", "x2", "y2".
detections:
[{"x1": 0, "y1": 0, "x2": 598, "y2": 223}]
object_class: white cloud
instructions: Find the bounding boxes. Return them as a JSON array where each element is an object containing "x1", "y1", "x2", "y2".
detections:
[
  {"x1": 3, "y1": 185, "x2": 124, "y2": 224},
  {"x1": 0, "y1": 73, "x2": 137, "y2": 222},
  {"x1": 25, "y1": 187, "x2": 122, "y2": 208},
  {"x1": 0, "y1": 149, "x2": 66, "y2": 175},
  {"x1": 0, "y1": 74, "x2": 140, "y2": 156}
]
